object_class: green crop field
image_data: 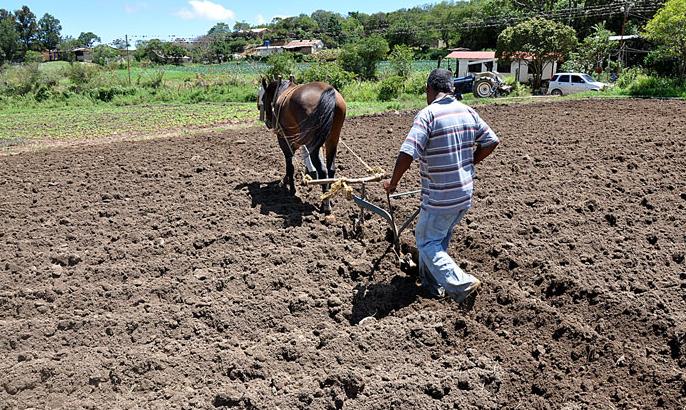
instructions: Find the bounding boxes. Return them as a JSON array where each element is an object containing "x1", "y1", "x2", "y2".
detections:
[{"x1": 0, "y1": 103, "x2": 257, "y2": 145}]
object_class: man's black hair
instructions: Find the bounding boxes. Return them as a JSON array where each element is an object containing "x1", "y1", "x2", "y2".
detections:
[{"x1": 427, "y1": 69, "x2": 454, "y2": 93}]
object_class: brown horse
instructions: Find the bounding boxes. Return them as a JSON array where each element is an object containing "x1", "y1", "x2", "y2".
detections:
[{"x1": 258, "y1": 78, "x2": 347, "y2": 213}]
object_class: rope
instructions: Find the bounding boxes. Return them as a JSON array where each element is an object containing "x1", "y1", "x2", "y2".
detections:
[{"x1": 316, "y1": 140, "x2": 387, "y2": 201}]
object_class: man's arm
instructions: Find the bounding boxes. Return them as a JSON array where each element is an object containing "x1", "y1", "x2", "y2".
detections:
[
  {"x1": 473, "y1": 142, "x2": 498, "y2": 165},
  {"x1": 383, "y1": 152, "x2": 413, "y2": 194}
]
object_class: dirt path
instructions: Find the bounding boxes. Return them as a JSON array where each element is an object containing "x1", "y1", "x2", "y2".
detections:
[{"x1": 1, "y1": 99, "x2": 685, "y2": 409}]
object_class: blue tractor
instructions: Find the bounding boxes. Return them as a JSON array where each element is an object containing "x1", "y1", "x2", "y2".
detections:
[{"x1": 453, "y1": 72, "x2": 512, "y2": 100}]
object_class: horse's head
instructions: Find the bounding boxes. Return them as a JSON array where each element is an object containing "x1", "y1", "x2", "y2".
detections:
[{"x1": 259, "y1": 78, "x2": 291, "y2": 130}]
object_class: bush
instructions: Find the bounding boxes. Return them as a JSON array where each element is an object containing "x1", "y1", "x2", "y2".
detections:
[
  {"x1": 378, "y1": 75, "x2": 403, "y2": 101},
  {"x1": 622, "y1": 74, "x2": 685, "y2": 97},
  {"x1": 299, "y1": 62, "x2": 354, "y2": 90},
  {"x1": 389, "y1": 45, "x2": 414, "y2": 79},
  {"x1": 25, "y1": 51, "x2": 44, "y2": 64},
  {"x1": 615, "y1": 67, "x2": 645, "y2": 89},
  {"x1": 90, "y1": 86, "x2": 136, "y2": 102},
  {"x1": 341, "y1": 81, "x2": 380, "y2": 102},
  {"x1": 0, "y1": 63, "x2": 41, "y2": 95},
  {"x1": 339, "y1": 35, "x2": 389, "y2": 80},
  {"x1": 264, "y1": 52, "x2": 296, "y2": 80},
  {"x1": 404, "y1": 72, "x2": 428, "y2": 95},
  {"x1": 67, "y1": 63, "x2": 100, "y2": 87}
]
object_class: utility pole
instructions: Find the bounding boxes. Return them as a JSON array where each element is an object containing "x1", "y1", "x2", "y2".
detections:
[
  {"x1": 125, "y1": 34, "x2": 131, "y2": 85},
  {"x1": 619, "y1": 2, "x2": 633, "y2": 70}
]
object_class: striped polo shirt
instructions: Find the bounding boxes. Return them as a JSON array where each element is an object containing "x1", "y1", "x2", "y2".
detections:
[{"x1": 400, "y1": 95, "x2": 499, "y2": 215}]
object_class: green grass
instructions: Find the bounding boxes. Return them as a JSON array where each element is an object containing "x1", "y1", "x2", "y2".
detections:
[{"x1": 0, "y1": 103, "x2": 257, "y2": 142}]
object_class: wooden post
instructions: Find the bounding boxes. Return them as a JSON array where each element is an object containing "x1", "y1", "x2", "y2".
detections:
[{"x1": 125, "y1": 34, "x2": 131, "y2": 86}]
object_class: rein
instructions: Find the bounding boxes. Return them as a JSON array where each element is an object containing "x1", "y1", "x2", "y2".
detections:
[{"x1": 272, "y1": 82, "x2": 302, "y2": 139}]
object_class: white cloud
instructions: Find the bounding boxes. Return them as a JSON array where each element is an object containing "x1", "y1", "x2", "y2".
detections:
[
  {"x1": 175, "y1": 1, "x2": 235, "y2": 21},
  {"x1": 255, "y1": 14, "x2": 266, "y2": 25},
  {"x1": 124, "y1": 2, "x2": 149, "y2": 14}
]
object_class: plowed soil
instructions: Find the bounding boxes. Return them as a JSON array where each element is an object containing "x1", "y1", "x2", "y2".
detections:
[{"x1": 1, "y1": 99, "x2": 685, "y2": 409}]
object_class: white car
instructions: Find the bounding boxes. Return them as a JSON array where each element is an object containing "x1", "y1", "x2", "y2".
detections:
[{"x1": 547, "y1": 73, "x2": 606, "y2": 96}]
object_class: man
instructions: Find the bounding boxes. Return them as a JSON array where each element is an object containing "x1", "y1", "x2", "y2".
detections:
[{"x1": 384, "y1": 69, "x2": 499, "y2": 303}]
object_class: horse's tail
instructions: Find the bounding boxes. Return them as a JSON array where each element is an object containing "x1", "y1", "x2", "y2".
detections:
[{"x1": 294, "y1": 87, "x2": 337, "y2": 150}]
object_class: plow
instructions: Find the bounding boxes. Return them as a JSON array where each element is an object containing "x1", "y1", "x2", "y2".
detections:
[{"x1": 304, "y1": 173, "x2": 421, "y2": 268}]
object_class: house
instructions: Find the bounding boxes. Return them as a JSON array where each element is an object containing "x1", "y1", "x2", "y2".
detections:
[
  {"x1": 253, "y1": 44, "x2": 284, "y2": 57},
  {"x1": 283, "y1": 40, "x2": 324, "y2": 55},
  {"x1": 73, "y1": 47, "x2": 92, "y2": 62},
  {"x1": 444, "y1": 50, "x2": 558, "y2": 83}
]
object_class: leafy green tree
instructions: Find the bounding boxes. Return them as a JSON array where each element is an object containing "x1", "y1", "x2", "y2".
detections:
[
  {"x1": 265, "y1": 52, "x2": 297, "y2": 80},
  {"x1": 389, "y1": 44, "x2": 414, "y2": 78},
  {"x1": 92, "y1": 44, "x2": 119, "y2": 66},
  {"x1": 339, "y1": 35, "x2": 389, "y2": 80},
  {"x1": 14, "y1": 6, "x2": 38, "y2": 52},
  {"x1": 497, "y1": 18, "x2": 578, "y2": 90},
  {"x1": 644, "y1": 0, "x2": 686, "y2": 76},
  {"x1": 78, "y1": 32, "x2": 101, "y2": 48},
  {"x1": 299, "y1": 62, "x2": 355, "y2": 90},
  {"x1": 564, "y1": 23, "x2": 616, "y2": 73},
  {"x1": 208, "y1": 22, "x2": 231, "y2": 36},
  {"x1": 0, "y1": 11, "x2": 19, "y2": 64},
  {"x1": 233, "y1": 21, "x2": 251, "y2": 32},
  {"x1": 37, "y1": 13, "x2": 61, "y2": 50}
]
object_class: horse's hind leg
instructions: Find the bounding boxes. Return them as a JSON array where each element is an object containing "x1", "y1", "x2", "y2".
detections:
[
  {"x1": 309, "y1": 147, "x2": 331, "y2": 213},
  {"x1": 277, "y1": 137, "x2": 296, "y2": 195}
]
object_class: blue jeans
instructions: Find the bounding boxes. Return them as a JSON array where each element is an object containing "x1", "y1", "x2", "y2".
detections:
[{"x1": 415, "y1": 208, "x2": 478, "y2": 300}]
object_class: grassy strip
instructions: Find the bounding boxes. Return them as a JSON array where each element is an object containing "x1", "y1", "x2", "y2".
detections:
[{"x1": 0, "y1": 103, "x2": 257, "y2": 142}]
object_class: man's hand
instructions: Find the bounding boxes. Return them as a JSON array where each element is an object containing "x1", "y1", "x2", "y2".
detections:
[
  {"x1": 383, "y1": 180, "x2": 397, "y2": 194},
  {"x1": 385, "y1": 152, "x2": 413, "y2": 195}
]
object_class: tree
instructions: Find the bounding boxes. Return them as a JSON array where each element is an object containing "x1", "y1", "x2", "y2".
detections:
[
  {"x1": 497, "y1": 18, "x2": 578, "y2": 90},
  {"x1": 78, "y1": 32, "x2": 101, "y2": 48},
  {"x1": 265, "y1": 52, "x2": 297, "y2": 80},
  {"x1": 389, "y1": 44, "x2": 415, "y2": 78},
  {"x1": 111, "y1": 37, "x2": 129, "y2": 50},
  {"x1": 37, "y1": 13, "x2": 61, "y2": 50},
  {"x1": 339, "y1": 35, "x2": 389, "y2": 80},
  {"x1": 14, "y1": 6, "x2": 38, "y2": 52},
  {"x1": 92, "y1": 44, "x2": 119, "y2": 66},
  {"x1": 644, "y1": 0, "x2": 686, "y2": 76},
  {"x1": 0, "y1": 11, "x2": 19, "y2": 64},
  {"x1": 208, "y1": 22, "x2": 231, "y2": 36},
  {"x1": 563, "y1": 23, "x2": 616, "y2": 73},
  {"x1": 233, "y1": 21, "x2": 251, "y2": 32}
]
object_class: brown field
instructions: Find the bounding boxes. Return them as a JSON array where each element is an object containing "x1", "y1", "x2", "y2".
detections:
[{"x1": 1, "y1": 99, "x2": 685, "y2": 409}]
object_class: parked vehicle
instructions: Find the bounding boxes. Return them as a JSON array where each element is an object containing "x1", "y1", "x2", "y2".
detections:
[
  {"x1": 453, "y1": 72, "x2": 513, "y2": 100},
  {"x1": 547, "y1": 73, "x2": 607, "y2": 96}
]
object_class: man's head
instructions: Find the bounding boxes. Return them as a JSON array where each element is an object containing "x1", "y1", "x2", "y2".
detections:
[{"x1": 426, "y1": 69, "x2": 454, "y2": 104}]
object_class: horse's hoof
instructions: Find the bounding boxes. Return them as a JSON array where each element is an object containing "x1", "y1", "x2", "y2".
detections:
[{"x1": 321, "y1": 200, "x2": 332, "y2": 214}]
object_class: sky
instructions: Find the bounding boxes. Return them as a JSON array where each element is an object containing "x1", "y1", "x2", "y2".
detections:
[{"x1": 4, "y1": 0, "x2": 438, "y2": 44}]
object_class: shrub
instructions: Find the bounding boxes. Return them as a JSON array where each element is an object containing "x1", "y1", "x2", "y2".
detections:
[
  {"x1": 404, "y1": 72, "x2": 428, "y2": 95},
  {"x1": 378, "y1": 75, "x2": 403, "y2": 101},
  {"x1": 90, "y1": 86, "x2": 136, "y2": 102},
  {"x1": 264, "y1": 52, "x2": 296, "y2": 80},
  {"x1": 0, "y1": 63, "x2": 41, "y2": 95},
  {"x1": 341, "y1": 81, "x2": 380, "y2": 102},
  {"x1": 339, "y1": 35, "x2": 389, "y2": 80},
  {"x1": 623, "y1": 75, "x2": 685, "y2": 97},
  {"x1": 66, "y1": 63, "x2": 100, "y2": 86},
  {"x1": 299, "y1": 62, "x2": 354, "y2": 90},
  {"x1": 615, "y1": 67, "x2": 645, "y2": 89},
  {"x1": 24, "y1": 51, "x2": 44, "y2": 63},
  {"x1": 389, "y1": 45, "x2": 414, "y2": 79}
]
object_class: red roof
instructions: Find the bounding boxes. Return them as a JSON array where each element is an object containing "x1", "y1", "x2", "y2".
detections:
[{"x1": 445, "y1": 51, "x2": 496, "y2": 60}]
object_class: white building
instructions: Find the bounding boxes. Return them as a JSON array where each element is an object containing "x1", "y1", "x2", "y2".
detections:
[{"x1": 445, "y1": 51, "x2": 558, "y2": 83}]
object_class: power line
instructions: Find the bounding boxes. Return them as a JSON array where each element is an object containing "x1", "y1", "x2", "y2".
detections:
[{"x1": 99, "y1": 1, "x2": 664, "y2": 47}]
